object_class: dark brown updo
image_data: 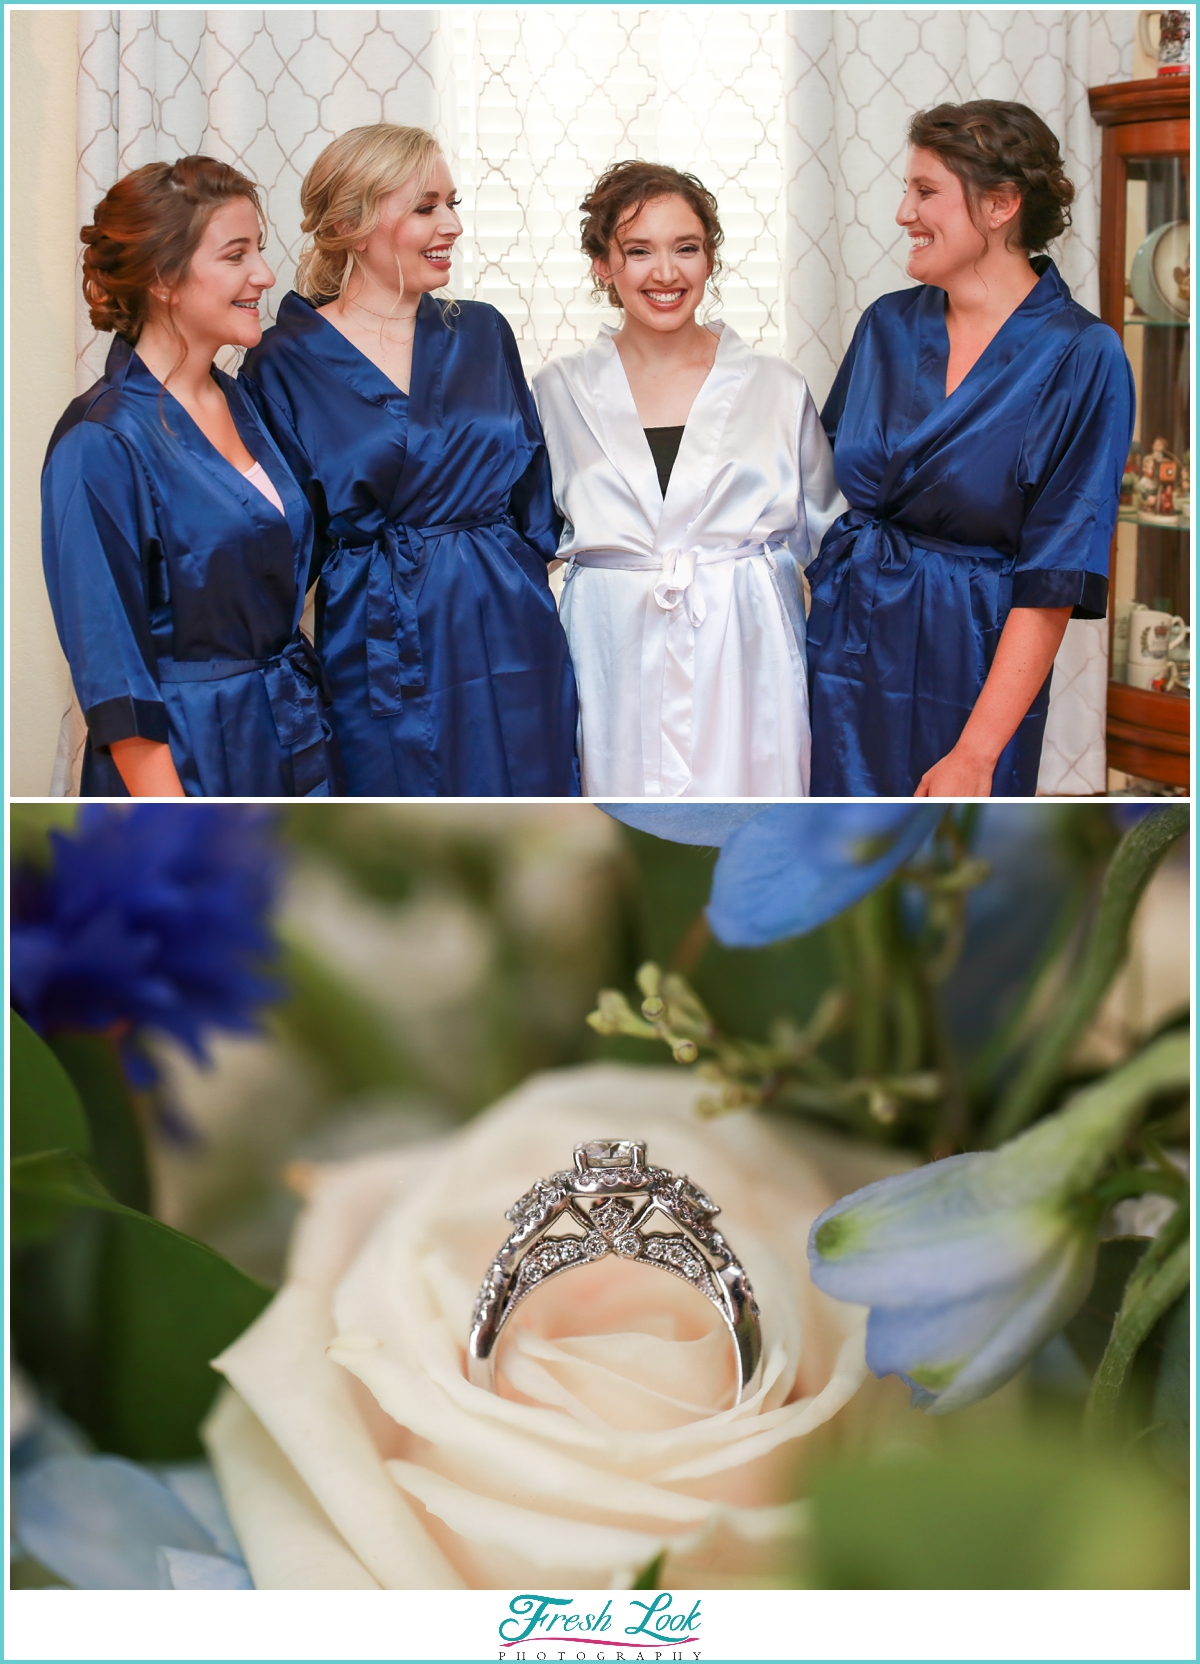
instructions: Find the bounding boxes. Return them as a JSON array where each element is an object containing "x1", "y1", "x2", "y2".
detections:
[
  {"x1": 81, "y1": 156, "x2": 265, "y2": 342},
  {"x1": 580, "y1": 160, "x2": 724, "y2": 308},
  {"x1": 907, "y1": 101, "x2": 1074, "y2": 252}
]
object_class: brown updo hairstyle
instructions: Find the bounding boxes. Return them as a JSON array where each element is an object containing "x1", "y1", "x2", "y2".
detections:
[
  {"x1": 580, "y1": 160, "x2": 724, "y2": 308},
  {"x1": 81, "y1": 156, "x2": 265, "y2": 342},
  {"x1": 295, "y1": 124, "x2": 441, "y2": 304},
  {"x1": 907, "y1": 100, "x2": 1074, "y2": 252}
]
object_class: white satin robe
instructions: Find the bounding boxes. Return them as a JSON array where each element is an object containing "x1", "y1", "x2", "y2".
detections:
[{"x1": 533, "y1": 322, "x2": 845, "y2": 798}]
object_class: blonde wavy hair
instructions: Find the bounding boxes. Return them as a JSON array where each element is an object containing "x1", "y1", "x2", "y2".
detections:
[{"x1": 294, "y1": 124, "x2": 442, "y2": 303}]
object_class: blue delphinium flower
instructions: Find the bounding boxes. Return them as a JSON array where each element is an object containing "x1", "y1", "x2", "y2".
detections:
[
  {"x1": 604, "y1": 803, "x2": 943, "y2": 944},
  {"x1": 12, "y1": 1455, "x2": 252, "y2": 1589},
  {"x1": 806, "y1": 1032, "x2": 1187, "y2": 1413},
  {"x1": 10, "y1": 1374, "x2": 252, "y2": 1589},
  {"x1": 927, "y1": 806, "x2": 1076, "y2": 1056},
  {"x1": 10, "y1": 805, "x2": 281, "y2": 1064}
]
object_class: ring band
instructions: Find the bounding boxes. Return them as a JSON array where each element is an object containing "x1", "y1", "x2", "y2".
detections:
[{"x1": 468, "y1": 1139, "x2": 763, "y2": 1403}]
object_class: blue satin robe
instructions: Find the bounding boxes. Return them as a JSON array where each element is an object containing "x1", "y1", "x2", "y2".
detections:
[
  {"x1": 240, "y1": 292, "x2": 579, "y2": 796},
  {"x1": 42, "y1": 336, "x2": 337, "y2": 797},
  {"x1": 807, "y1": 259, "x2": 1134, "y2": 797}
]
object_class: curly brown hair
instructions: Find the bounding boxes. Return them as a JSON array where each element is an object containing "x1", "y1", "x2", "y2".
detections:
[
  {"x1": 579, "y1": 160, "x2": 724, "y2": 308},
  {"x1": 907, "y1": 101, "x2": 1074, "y2": 252},
  {"x1": 80, "y1": 156, "x2": 265, "y2": 342}
]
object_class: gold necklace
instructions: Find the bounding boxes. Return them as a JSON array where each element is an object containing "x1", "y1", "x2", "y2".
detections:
[{"x1": 346, "y1": 297, "x2": 417, "y2": 337}]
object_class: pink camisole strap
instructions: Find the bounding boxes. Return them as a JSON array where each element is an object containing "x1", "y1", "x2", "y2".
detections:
[{"x1": 242, "y1": 460, "x2": 285, "y2": 516}]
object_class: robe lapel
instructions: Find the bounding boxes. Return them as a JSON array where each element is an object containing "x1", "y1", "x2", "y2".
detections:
[
  {"x1": 140, "y1": 366, "x2": 295, "y2": 541},
  {"x1": 654, "y1": 320, "x2": 746, "y2": 558},
  {"x1": 582, "y1": 326, "x2": 666, "y2": 534},
  {"x1": 387, "y1": 292, "x2": 444, "y2": 522},
  {"x1": 226, "y1": 385, "x2": 314, "y2": 625},
  {"x1": 883, "y1": 261, "x2": 1072, "y2": 509}
]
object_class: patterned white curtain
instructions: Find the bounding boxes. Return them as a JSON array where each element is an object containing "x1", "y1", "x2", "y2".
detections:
[
  {"x1": 783, "y1": 9, "x2": 1133, "y2": 400},
  {"x1": 69, "y1": 7, "x2": 1136, "y2": 794}
]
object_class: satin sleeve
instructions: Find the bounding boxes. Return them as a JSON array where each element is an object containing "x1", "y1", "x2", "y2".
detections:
[
  {"x1": 820, "y1": 301, "x2": 876, "y2": 447},
  {"x1": 1013, "y1": 325, "x2": 1135, "y2": 618},
  {"x1": 794, "y1": 381, "x2": 848, "y2": 564},
  {"x1": 41, "y1": 423, "x2": 168, "y2": 750},
  {"x1": 496, "y1": 311, "x2": 563, "y2": 563}
]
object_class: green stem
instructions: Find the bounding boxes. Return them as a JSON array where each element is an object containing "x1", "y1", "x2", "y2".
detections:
[
  {"x1": 1084, "y1": 1224, "x2": 1190, "y2": 1442},
  {"x1": 987, "y1": 806, "x2": 1188, "y2": 1144},
  {"x1": 965, "y1": 870, "x2": 1092, "y2": 1101},
  {"x1": 850, "y1": 889, "x2": 890, "y2": 1076},
  {"x1": 1093, "y1": 1168, "x2": 1189, "y2": 1205}
]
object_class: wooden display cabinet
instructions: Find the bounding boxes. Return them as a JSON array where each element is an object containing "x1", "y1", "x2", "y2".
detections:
[{"x1": 1089, "y1": 75, "x2": 1190, "y2": 790}]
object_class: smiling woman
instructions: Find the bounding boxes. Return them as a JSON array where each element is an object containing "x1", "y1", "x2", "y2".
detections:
[
  {"x1": 40, "y1": 157, "x2": 339, "y2": 798},
  {"x1": 533, "y1": 161, "x2": 845, "y2": 798},
  {"x1": 239, "y1": 123, "x2": 579, "y2": 798},
  {"x1": 805, "y1": 101, "x2": 1136, "y2": 799}
]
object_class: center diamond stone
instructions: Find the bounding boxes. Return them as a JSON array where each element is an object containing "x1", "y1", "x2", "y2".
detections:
[{"x1": 575, "y1": 1139, "x2": 646, "y2": 1174}]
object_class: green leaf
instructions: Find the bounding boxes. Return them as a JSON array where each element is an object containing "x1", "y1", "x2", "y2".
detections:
[
  {"x1": 631, "y1": 1549, "x2": 666, "y2": 1589},
  {"x1": 10, "y1": 1013, "x2": 91, "y2": 1159},
  {"x1": 1064, "y1": 1237, "x2": 1149, "y2": 1373},
  {"x1": 11, "y1": 1150, "x2": 272, "y2": 1460},
  {"x1": 12, "y1": 1149, "x2": 130, "y2": 1214},
  {"x1": 988, "y1": 806, "x2": 1189, "y2": 1142},
  {"x1": 48, "y1": 1032, "x2": 150, "y2": 1212},
  {"x1": 1149, "y1": 1295, "x2": 1190, "y2": 1476},
  {"x1": 806, "y1": 1432, "x2": 1189, "y2": 1589},
  {"x1": 1084, "y1": 1217, "x2": 1190, "y2": 1443}
]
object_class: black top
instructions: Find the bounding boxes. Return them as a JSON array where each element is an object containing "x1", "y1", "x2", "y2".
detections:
[{"x1": 644, "y1": 425, "x2": 686, "y2": 497}]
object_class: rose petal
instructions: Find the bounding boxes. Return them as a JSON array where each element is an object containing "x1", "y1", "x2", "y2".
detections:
[
  {"x1": 204, "y1": 1392, "x2": 382, "y2": 1589},
  {"x1": 209, "y1": 1063, "x2": 885, "y2": 1588}
]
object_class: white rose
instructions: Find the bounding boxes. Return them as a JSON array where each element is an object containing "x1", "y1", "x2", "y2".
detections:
[{"x1": 206, "y1": 1063, "x2": 899, "y2": 1589}]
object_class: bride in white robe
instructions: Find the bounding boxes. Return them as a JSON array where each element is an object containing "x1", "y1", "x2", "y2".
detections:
[{"x1": 532, "y1": 163, "x2": 844, "y2": 799}]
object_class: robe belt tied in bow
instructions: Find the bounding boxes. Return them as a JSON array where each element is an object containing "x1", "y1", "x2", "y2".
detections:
[
  {"x1": 566, "y1": 541, "x2": 783, "y2": 629},
  {"x1": 157, "y1": 633, "x2": 333, "y2": 793},
  {"x1": 808, "y1": 508, "x2": 1012, "y2": 655},
  {"x1": 332, "y1": 514, "x2": 515, "y2": 717}
]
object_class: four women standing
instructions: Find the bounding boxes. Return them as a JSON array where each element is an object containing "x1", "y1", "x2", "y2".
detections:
[{"x1": 43, "y1": 104, "x2": 1132, "y2": 801}]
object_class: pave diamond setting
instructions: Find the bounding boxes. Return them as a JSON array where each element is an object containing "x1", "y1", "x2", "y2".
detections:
[{"x1": 469, "y1": 1138, "x2": 763, "y2": 1404}]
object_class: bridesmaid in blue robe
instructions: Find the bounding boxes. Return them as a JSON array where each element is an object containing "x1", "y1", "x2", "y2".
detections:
[
  {"x1": 42, "y1": 158, "x2": 336, "y2": 798},
  {"x1": 807, "y1": 102, "x2": 1134, "y2": 798},
  {"x1": 240, "y1": 125, "x2": 578, "y2": 797}
]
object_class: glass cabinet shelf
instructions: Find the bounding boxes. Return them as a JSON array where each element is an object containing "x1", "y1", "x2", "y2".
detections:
[
  {"x1": 1090, "y1": 74, "x2": 1191, "y2": 790},
  {"x1": 1117, "y1": 509, "x2": 1191, "y2": 530}
]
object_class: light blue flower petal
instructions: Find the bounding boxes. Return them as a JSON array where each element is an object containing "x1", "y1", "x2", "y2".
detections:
[
  {"x1": 157, "y1": 1463, "x2": 244, "y2": 1561},
  {"x1": 707, "y1": 804, "x2": 944, "y2": 946},
  {"x1": 601, "y1": 804, "x2": 768, "y2": 847},
  {"x1": 865, "y1": 1280, "x2": 1032, "y2": 1383},
  {"x1": 158, "y1": 1547, "x2": 253, "y2": 1589},
  {"x1": 807, "y1": 1154, "x2": 1063, "y2": 1305},
  {"x1": 861, "y1": 1228, "x2": 1096, "y2": 1413},
  {"x1": 928, "y1": 1230, "x2": 1097, "y2": 1414},
  {"x1": 938, "y1": 806, "x2": 1077, "y2": 1056},
  {"x1": 12, "y1": 1455, "x2": 217, "y2": 1589}
]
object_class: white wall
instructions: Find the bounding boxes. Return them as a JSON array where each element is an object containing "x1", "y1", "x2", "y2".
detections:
[{"x1": 9, "y1": 9, "x2": 79, "y2": 797}]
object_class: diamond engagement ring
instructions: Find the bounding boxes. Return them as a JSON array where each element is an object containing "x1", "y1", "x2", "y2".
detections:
[{"x1": 468, "y1": 1139, "x2": 763, "y2": 1403}]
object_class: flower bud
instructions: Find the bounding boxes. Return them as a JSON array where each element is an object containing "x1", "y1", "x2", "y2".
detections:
[{"x1": 808, "y1": 1033, "x2": 1188, "y2": 1414}]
